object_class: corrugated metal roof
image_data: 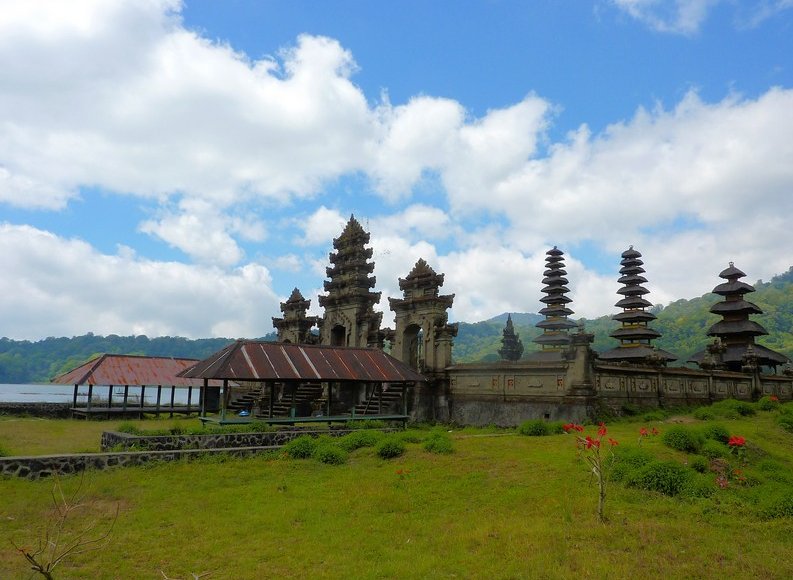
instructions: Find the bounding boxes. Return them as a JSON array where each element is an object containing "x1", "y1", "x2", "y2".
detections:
[
  {"x1": 181, "y1": 340, "x2": 426, "y2": 383},
  {"x1": 51, "y1": 354, "x2": 215, "y2": 387}
]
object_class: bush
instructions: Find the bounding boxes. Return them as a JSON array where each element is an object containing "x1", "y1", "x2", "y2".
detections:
[
  {"x1": 758, "y1": 485, "x2": 793, "y2": 519},
  {"x1": 700, "y1": 439, "x2": 729, "y2": 460},
  {"x1": 757, "y1": 396, "x2": 780, "y2": 411},
  {"x1": 116, "y1": 422, "x2": 142, "y2": 435},
  {"x1": 313, "y1": 443, "x2": 348, "y2": 465},
  {"x1": 283, "y1": 435, "x2": 317, "y2": 459},
  {"x1": 338, "y1": 430, "x2": 383, "y2": 451},
  {"x1": 345, "y1": 420, "x2": 387, "y2": 430},
  {"x1": 662, "y1": 426, "x2": 704, "y2": 453},
  {"x1": 688, "y1": 455, "x2": 709, "y2": 473},
  {"x1": 682, "y1": 473, "x2": 716, "y2": 498},
  {"x1": 517, "y1": 419, "x2": 552, "y2": 436},
  {"x1": 628, "y1": 460, "x2": 694, "y2": 497},
  {"x1": 701, "y1": 423, "x2": 730, "y2": 443},
  {"x1": 424, "y1": 433, "x2": 454, "y2": 454},
  {"x1": 376, "y1": 437, "x2": 406, "y2": 459},
  {"x1": 641, "y1": 410, "x2": 668, "y2": 422},
  {"x1": 776, "y1": 413, "x2": 793, "y2": 433},
  {"x1": 398, "y1": 430, "x2": 426, "y2": 444},
  {"x1": 711, "y1": 399, "x2": 756, "y2": 418},
  {"x1": 610, "y1": 446, "x2": 655, "y2": 483},
  {"x1": 693, "y1": 407, "x2": 716, "y2": 421}
]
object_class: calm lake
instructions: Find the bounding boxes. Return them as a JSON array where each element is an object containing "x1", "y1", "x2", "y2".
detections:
[{"x1": 0, "y1": 384, "x2": 194, "y2": 404}]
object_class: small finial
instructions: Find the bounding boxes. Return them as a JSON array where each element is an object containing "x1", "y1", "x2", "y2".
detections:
[{"x1": 729, "y1": 261, "x2": 734, "y2": 267}]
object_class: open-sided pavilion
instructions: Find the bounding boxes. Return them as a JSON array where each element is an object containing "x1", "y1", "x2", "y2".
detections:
[
  {"x1": 181, "y1": 340, "x2": 426, "y2": 426},
  {"x1": 52, "y1": 354, "x2": 217, "y2": 419}
]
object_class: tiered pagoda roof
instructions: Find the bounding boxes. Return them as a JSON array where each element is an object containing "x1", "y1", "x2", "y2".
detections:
[
  {"x1": 599, "y1": 246, "x2": 676, "y2": 364},
  {"x1": 318, "y1": 215, "x2": 381, "y2": 312},
  {"x1": 272, "y1": 288, "x2": 321, "y2": 344},
  {"x1": 533, "y1": 247, "x2": 577, "y2": 349},
  {"x1": 691, "y1": 263, "x2": 788, "y2": 371},
  {"x1": 498, "y1": 314, "x2": 524, "y2": 361}
]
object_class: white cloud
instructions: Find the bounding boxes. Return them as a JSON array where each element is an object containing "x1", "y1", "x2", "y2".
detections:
[
  {"x1": 0, "y1": 223, "x2": 279, "y2": 340},
  {"x1": 300, "y1": 206, "x2": 348, "y2": 246},
  {"x1": 612, "y1": 0, "x2": 721, "y2": 34}
]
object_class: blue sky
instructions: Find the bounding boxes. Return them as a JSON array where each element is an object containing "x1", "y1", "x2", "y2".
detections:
[{"x1": 1, "y1": 0, "x2": 792, "y2": 340}]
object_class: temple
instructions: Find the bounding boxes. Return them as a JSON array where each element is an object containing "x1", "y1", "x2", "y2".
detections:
[
  {"x1": 243, "y1": 218, "x2": 793, "y2": 425},
  {"x1": 690, "y1": 263, "x2": 788, "y2": 372},
  {"x1": 599, "y1": 247, "x2": 676, "y2": 365}
]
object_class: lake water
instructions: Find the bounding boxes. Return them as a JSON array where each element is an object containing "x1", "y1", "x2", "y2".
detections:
[{"x1": 0, "y1": 384, "x2": 194, "y2": 404}]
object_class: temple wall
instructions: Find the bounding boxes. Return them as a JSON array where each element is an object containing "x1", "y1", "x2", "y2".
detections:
[{"x1": 442, "y1": 360, "x2": 793, "y2": 427}]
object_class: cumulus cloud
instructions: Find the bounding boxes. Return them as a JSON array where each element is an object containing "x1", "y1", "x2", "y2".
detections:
[
  {"x1": 0, "y1": 224, "x2": 279, "y2": 340},
  {"x1": 300, "y1": 206, "x2": 348, "y2": 247}
]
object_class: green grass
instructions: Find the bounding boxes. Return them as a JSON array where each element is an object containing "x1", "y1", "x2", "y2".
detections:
[{"x1": 1, "y1": 415, "x2": 793, "y2": 578}]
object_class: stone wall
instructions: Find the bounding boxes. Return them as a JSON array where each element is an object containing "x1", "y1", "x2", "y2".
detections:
[
  {"x1": 0, "y1": 402, "x2": 72, "y2": 418},
  {"x1": 0, "y1": 446, "x2": 277, "y2": 480}
]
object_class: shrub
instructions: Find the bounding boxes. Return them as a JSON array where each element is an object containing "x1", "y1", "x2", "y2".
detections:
[
  {"x1": 700, "y1": 439, "x2": 729, "y2": 460},
  {"x1": 338, "y1": 430, "x2": 383, "y2": 451},
  {"x1": 628, "y1": 460, "x2": 693, "y2": 497},
  {"x1": 424, "y1": 433, "x2": 454, "y2": 454},
  {"x1": 283, "y1": 435, "x2": 317, "y2": 459},
  {"x1": 688, "y1": 455, "x2": 709, "y2": 473},
  {"x1": 701, "y1": 423, "x2": 730, "y2": 444},
  {"x1": 711, "y1": 399, "x2": 756, "y2": 418},
  {"x1": 641, "y1": 410, "x2": 668, "y2": 422},
  {"x1": 398, "y1": 430, "x2": 426, "y2": 444},
  {"x1": 116, "y1": 422, "x2": 142, "y2": 435},
  {"x1": 313, "y1": 443, "x2": 348, "y2": 465},
  {"x1": 776, "y1": 413, "x2": 793, "y2": 433},
  {"x1": 758, "y1": 485, "x2": 793, "y2": 519},
  {"x1": 517, "y1": 419, "x2": 551, "y2": 436},
  {"x1": 682, "y1": 473, "x2": 716, "y2": 498},
  {"x1": 757, "y1": 396, "x2": 780, "y2": 411},
  {"x1": 693, "y1": 407, "x2": 716, "y2": 421},
  {"x1": 346, "y1": 420, "x2": 387, "y2": 430},
  {"x1": 662, "y1": 426, "x2": 704, "y2": 453},
  {"x1": 610, "y1": 446, "x2": 655, "y2": 483},
  {"x1": 376, "y1": 436, "x2": 406, "y2": 459}
]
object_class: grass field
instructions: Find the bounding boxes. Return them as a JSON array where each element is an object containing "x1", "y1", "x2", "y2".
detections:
[{"x1": 1, "y1": 411, "x2": 793, "y2": 579}]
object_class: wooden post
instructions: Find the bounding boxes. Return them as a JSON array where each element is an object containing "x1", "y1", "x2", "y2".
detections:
[
  {"x1": 140, "y1": 385, "x2": 147, "y2": 414},
  {"x1": 326, "y1": 382, "x2": 332, "y2": 417},
  {"x1": 156, "y1": 385, "x2": 162, "y2": 417},
  {"x1": 169, "y1": 386, "x2": 176, "y2": 418},
  {"x1": 107, "y1": 385, "x2": 113, "y2": 419},
  {"x1": 290, "y1": 382, "x2": 296, "y2": 418},
  {"x1": 378, "y1": 382, "x2": 382, "y2": 414},
  {"x1": 187, "y1": 386, "x2": 193, "y2": 414},
  {"x1": 269, "y1": 381, "x2": 275, "y2": 418},
  {"x1": 200, "y1": 379, "x2": 208, "y2": 418},
  {"x1": 403, "y1": 383, "x2": 409, "y2": 416},
  {"x1": 87, "y1": 384, "x2": 94, "y2": 412},
  {"x1": 220, "y1": 379, "x2": 228, "y2": 421},
  {"x1": 122, "y1": 385, "x2": 129, "y2": 412},
  {"x1": 72, "y1": 384, "x2": 78, "y2": 408}
]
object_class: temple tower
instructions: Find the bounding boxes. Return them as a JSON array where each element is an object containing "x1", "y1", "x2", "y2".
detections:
[
  {"x1": 318, "y1": 215, "x2": 384, "y2": 348},
  {"x1": 388, "y1": 259, "x2": 458, "y2": 373},
  {"x1": 272, "y1": 288, "x2": 321, "y2": 344},
  {"x1": 532, "y1": 247, "x2": 577, "y2": 355},
  {"x1": 693, "y1": 263, "x2": 788, "y2": 371},
  {"x1": 499, "y1": 314, "x2": 524, "y2": 361},
  {"x1": 599, "y1": 246, "x2": 676, "y2": 365}
]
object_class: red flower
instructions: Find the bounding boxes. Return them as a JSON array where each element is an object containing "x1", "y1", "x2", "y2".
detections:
[
  {"x1": 715, "y1": 475, "x2": 729, "y2": 489},
  {"x1": 639, "y1": 427, "x2": 649, "y2": 437},
  {"x1": 608, "y1": 438, "x2": 619, "y2": 446},
  {"x1": 728, "y1": 435, "x2": 746, "y2": 447},
  {"x1": 562, "y1": 423, "x2": 575, "y2": 432},
  {"x1": 770, "y1": 395, "x2": 779, "y2": 402},
  {"x1": 598, "y1": 424, "x2": 608, "y2": 437},
  {"x1": 585, "y1": 436, "x2": 600, "y2": 449}
]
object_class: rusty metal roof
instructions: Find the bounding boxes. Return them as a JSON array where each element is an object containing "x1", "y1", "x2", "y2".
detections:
[
  {"x1": 51, "y1": 354, "x2": 216, "y2": 387},
  {"x1": 180, "y1": 340, "x2": 426, "y2": 383}
]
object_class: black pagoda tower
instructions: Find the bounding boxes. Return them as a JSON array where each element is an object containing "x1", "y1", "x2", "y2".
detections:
[
  {"x1": 528, "y1": 247, "x2": 577, "y2": 360},
  {"x1": 499, "y1": 314, "x2": 524, "y2": 361},
  {"x1": 599, "y1": 246, "x2": 676, "y2": 365}
]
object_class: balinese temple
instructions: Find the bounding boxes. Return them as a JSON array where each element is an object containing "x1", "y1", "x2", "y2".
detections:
[
  {"x1": 272, "y1": 288, "x2": 321, "y2": 344},
  {"x1": 318, "y1": 215, "x2": 384, "y2": 348},
  {"x1": 691, "y1": 263, "x2": 789, "y2": 372},
  {"x1": 498, "y1": 314, "x2": 524, "y2": 361},
  {"x1": 527, "y1": 247, "x2": 577, "y2": 361},
  {"x1": 599, "y1": 246, "x2": 676, "y2": 365}
]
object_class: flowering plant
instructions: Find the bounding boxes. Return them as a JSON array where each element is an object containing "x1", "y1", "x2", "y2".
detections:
[
  {"x1": 728, "y1": 434, "x2": 747, "y2": 465},
  {"x1": 563, "y1": 422, "x2": 618, "y2": 523},
  {"x1": 638, "y1": 426, "x2": 660, "y2": 445}
]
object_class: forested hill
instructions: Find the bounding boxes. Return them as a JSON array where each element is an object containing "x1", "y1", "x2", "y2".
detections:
[
  {"x1": 0, "y1": 333, "x2": 273, "y2": 384},
  {"x1": 453, "y1": 267, "x2": 793, "y2": 364}
]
